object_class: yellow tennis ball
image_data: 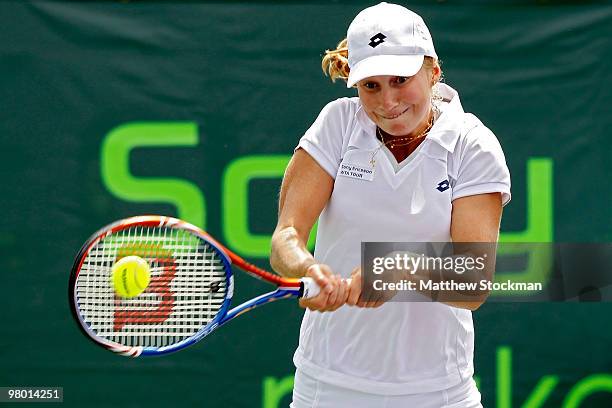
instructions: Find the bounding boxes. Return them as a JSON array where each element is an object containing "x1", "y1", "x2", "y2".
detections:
[{"x1": 111, "y1": 256, "x2": 151, "y2": 298}]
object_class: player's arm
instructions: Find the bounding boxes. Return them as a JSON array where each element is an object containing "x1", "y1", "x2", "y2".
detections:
[
  {"x1": 270, "y1": 148, "x2": 330, "y2": 278},
  {"x1": 346, "y1": 193, "x2": 503, "y2": 310},
  {"x1": 270, "y1": 148, "x2": 347, "y2": 311},
  {"x1": 446, "y1": 192, "x2": 503, "y2": 310}
]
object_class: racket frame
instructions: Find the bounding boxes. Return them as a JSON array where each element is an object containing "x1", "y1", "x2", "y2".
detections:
[{"x1": 69, "y1": 215, "x2": 305, "y2": 357}]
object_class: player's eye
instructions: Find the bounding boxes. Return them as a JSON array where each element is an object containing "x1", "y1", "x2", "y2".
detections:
[
  {"x1": 393, "y1": 76, "x2": 410, "y2": 84},
  {"x1": 361, "y1": 81, "x2": 378, "y2": 90}
]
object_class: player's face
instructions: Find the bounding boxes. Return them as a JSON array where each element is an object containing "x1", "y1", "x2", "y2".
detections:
[{"x1": 357, "y1": 65, "x2": 435, "y2": 137}]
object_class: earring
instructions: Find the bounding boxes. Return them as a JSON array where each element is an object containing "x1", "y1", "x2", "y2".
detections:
[{"x1": 431, "y1": 85, "x2": 442, "y2": 117}]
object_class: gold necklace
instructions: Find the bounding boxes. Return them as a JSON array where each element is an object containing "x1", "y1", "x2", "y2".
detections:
[
  {"x1": 369, "y1": 113, "x2": 434, "y2": 167},
  {"x1": 377, "y1": 113, "x2": 434, "y2": 149}
]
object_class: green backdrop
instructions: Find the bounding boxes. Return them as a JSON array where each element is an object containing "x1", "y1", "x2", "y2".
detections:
[{"x1": 1, "y1": 1, "x2": 611, "y2": 407}]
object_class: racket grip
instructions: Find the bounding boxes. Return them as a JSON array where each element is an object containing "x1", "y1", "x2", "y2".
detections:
[
  {"x1": 300, "y1": 277, "x2": 320, "y2": 299},
  {"x1": 299, "y1": 277, "x2": 353, "y2": 299}
]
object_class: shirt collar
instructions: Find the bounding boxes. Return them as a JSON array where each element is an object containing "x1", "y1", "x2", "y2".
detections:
[
  {"x1": 425, "y1": 83, "x2": 464, "y2": 153},
  {"x1": 349, "y1": 83, "x2": 464, "y2": 153},
  {"x1": 349, "y1": 105, "x2": 380, "y2": 150}
]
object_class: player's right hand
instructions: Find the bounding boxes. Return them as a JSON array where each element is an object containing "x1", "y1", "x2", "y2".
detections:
[{"x1": 299, "y1": 264, "x2": 348, "y2": 312}]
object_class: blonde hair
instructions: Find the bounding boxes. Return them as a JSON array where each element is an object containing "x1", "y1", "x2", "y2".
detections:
[
  {"x1": 321, "y1": 38, "x2": 443, "y2": 85},
  {"x1": 321, "y1": 39, "x2": 350, "y2": 83}
]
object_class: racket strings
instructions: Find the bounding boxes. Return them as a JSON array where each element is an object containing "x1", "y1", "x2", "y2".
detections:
[{"x1": 75, "y1": 225, "x2": 228, "y2": 348}]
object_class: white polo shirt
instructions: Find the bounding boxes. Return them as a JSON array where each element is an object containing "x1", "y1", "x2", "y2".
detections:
[{"x1": 293, "y1": 84, "x2": 511, "y2": 395}]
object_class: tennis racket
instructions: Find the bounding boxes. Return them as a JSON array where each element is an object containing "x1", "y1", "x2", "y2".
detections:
[{"x1": 69, "y1": 215, "x2": 320, "y2": 357}]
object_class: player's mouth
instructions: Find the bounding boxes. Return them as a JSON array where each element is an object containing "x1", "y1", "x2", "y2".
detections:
[{"x1": 380, "y1": 106, "x2": 411, "y2": 120}]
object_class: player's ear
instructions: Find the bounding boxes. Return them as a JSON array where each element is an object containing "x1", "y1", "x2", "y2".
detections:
[
  {"x1": 427, "y1": 58, "x2": 442, "y2": 86},
  {"x1": 431, "y1": 65, "x2": 441, "y2": 85}
]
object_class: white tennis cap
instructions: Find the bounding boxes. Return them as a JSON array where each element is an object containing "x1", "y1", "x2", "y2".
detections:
[{"x1": 346, "y1": 2, "x2": 437, "y2": 88}]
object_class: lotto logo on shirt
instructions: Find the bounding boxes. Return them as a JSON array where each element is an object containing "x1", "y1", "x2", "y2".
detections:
[{"x1": 436, "y1": 179, "x2": 450, "y2": 192}]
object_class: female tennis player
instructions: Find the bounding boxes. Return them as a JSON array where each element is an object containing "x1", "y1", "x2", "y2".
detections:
[{"x1": 271, "y1": 3, "x2": 511, "y2": 407}]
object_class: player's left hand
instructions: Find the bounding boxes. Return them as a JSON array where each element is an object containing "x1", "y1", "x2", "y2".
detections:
[{"x1": 346, "y1": 267, "x2": 386, "y2": 308}]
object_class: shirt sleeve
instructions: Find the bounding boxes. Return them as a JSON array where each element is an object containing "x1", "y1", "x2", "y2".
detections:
[
  {"x1": 296, "y1": 99, "x2": 349, "y2": 179},
  {"x1": 452, "y1": 126, "x2": 512, "y2": 206}
]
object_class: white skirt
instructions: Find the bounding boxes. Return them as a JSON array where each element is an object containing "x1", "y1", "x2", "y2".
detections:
[{"x1": 290, "y1": 368, "x2": 483, "y2": 408}]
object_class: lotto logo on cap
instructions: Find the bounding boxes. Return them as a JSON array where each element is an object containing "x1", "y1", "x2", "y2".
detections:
[{"x1": 346, "y1": 2, "x2": 437, "y2": 87}]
